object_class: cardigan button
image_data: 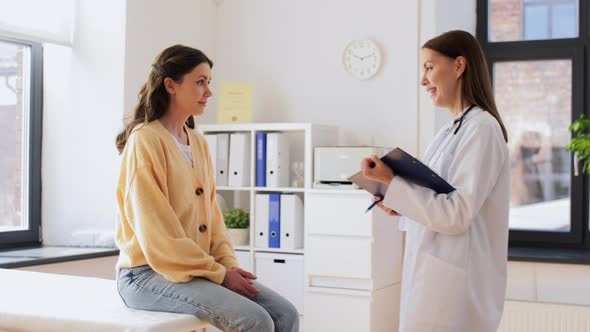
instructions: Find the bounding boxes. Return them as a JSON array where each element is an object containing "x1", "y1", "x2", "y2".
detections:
[
  {"x1": 199, "y1": 224, "x2": 207, "y2": 233},
  {"x1": 195, "y1": 187, "x2": 204, "y2": 196}
]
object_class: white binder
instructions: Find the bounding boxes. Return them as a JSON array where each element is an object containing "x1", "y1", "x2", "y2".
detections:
[
  {"x1": 266, "y1": 133, "x2": 290, "y2": 187},
  {"x1": 228, "y1": 133, "x2": 251, "y2": 187},
  {"x1": 255, "y1": 194, "x2": 270, "y2": 248},
  {"x1": 280, "y1": 194, "x2": 303, "y2": 249},
  {"x1": 203, "y1": 134, "x2": 217, "y2": 176},
  {"x1": 215, "y1": 133, "x2": 229, "y2": 186}
]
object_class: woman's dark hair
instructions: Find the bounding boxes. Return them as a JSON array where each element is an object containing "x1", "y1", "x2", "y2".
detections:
[
  {"x1": 423, "y1": 30, "x2": 508, "y2": 142},
  {"x1": 116, "y1": 45, "x2": 213, "y2": 153}
]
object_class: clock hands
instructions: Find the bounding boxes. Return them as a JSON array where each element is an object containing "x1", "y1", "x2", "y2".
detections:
[
  {"x1": 343, "y1": 39, "x2": 380, "y2": 79},
  {"x1": 351, "y1": 52, "x2": 376, "y2": 61}
]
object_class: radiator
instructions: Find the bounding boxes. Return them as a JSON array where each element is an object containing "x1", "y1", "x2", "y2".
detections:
[{"x1": 498, "y1": 301, "x2": 590, "y2": 332}]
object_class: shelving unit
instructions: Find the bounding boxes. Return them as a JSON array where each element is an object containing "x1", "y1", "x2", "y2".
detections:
[
  {"x1": 199, "y1": 123, "x2": 337, "y2": 254},
  {"x1": 198, "y1": 123, "x2": 403, "y2": 331},
  {"x1": 197, "y1": 123, "x2": 337, "y2": 326}
]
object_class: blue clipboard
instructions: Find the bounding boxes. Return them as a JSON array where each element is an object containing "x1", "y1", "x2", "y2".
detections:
[{"x1": 347, "y1": 147, "x2": 455, "y2": 197}]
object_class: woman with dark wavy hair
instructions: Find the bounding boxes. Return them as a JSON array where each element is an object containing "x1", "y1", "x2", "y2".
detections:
[
  {"x1": 362, "y1": 30, "x2": 510, "y2": 332},
  {"x1": 114, "y1": 45, "x2": 299, "y2": 331}
]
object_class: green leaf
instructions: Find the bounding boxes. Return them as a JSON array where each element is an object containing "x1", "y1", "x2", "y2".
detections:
[
  {"x1": 568, "y1": 114, "x2": 590, "y2": 175},
  {"x1": 223, "y1": 208, "x2": 250, "y2": 229}
]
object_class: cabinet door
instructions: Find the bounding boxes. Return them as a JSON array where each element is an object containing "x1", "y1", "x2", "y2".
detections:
[
  {"x1": 307, "y1": 235, "x2": 372, "y2": 280},
  {"x1": 304, "y1": 290, "x2": 371, "y2": 332},
  {"x1": 255, "y1": 253, "x2": 304, "y2": 313},
  {"x1": 304, "y1": 285, "x2": 400, "y2": 332},
  {"x1": 306, "y1": 193, "x2": 372, "y2": 237}
]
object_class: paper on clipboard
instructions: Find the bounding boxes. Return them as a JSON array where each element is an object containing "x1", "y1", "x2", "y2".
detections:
[{"x1": 347, "y1": 147, "x2": 455, "y2": 197}]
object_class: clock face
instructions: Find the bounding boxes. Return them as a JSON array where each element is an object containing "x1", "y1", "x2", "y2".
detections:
[{"x1": 342, "y1": 39, "x2": 382, "y2": 80}]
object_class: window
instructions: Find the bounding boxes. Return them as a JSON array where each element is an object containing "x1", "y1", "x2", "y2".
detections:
[
  {"x1": 489, "y1": 0, "x2": 578, "y2": 42},
  {"x1": 0, "y1": 37, "x2": 42, "y2": 249},
  {"x1": 478, "y1": 0, "x2": 588, "y2": 248}
]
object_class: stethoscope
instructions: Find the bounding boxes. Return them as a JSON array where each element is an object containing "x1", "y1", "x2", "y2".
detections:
[
  {"x1": 425, "y1": 104, "x2": 477, "y2": 165},
  {"x1": 452, "y1": 104, "x2": 476, "y2": 135}
]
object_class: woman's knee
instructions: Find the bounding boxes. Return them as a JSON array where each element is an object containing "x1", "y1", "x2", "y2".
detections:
[
  {"x1": 239, "y1": 305, "x2": 274, "y2": 332},
  {"x1": 275, "y1": 301, "x2": 299, "y2": 332}
]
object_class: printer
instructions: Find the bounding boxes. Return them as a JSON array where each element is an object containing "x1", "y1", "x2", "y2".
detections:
[{"x1": 313, "y1": 146, "x2": 389, "y2": 188}]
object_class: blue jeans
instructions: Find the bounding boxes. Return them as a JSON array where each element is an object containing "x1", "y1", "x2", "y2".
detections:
[{"x1": 117, "y1": 265, "x2": 299, "y2": 332}]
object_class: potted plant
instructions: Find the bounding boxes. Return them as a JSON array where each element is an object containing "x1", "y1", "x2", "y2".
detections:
[
  {"x1": 223, "y1": 208, "x2": 250, "y2": 246},
  {"x1": 567, "y1": 114, "x2": 590, "y2": 176}
]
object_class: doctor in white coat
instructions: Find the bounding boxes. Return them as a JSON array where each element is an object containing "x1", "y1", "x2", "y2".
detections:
[{"x1": 362, "y1": 30, "x2": 510, "y2": 332}]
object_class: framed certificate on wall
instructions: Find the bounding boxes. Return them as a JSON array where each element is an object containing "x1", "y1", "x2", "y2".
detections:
[{"x1": 217, "y1": 82, "x2": 254, "y2": 124}]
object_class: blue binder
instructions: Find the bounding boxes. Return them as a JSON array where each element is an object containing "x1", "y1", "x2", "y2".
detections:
[
  {"x1": 347, "y1": 147, "x2": 455, "y2": 196},
  {"x1": 256, "y1": 132, "x2": 267, "y2": 187},
  {"x1": 268, "y1": 193, "x2": 281, "y2": 248}
]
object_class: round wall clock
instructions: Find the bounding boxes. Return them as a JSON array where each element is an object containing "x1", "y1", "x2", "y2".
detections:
[{"x1": 342, "y1": 39, "x2": 382, "y2": 80}]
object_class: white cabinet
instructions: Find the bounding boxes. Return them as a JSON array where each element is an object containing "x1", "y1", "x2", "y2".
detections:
[
  {"x1": 304, "y1": 190, "x2": 404, "y2": 332},
  {"x1": 255, "y1": 252, "x2": 304, "y2": 314},
  {"x1": 304, "y1": 285, "x2": 400, "y2": 332}
]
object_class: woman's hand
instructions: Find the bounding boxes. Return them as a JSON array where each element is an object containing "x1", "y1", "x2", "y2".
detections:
[
  {"x1": 361, "y1": 155, "x2": 395, "y2": 185},
  {"x1": 373, "y1": 195, "x2": 400, "y2": 217},
  {"x1": 221, "y1": 267, "x2": 260, "y2": 298}
]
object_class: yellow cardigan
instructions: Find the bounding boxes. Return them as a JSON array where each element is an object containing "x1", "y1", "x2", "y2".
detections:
[{"x1": 115, "y1": 120, "x2": 238, "y2": 284}]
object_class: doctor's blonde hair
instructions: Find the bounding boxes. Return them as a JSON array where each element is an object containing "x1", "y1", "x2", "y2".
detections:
[{"x1": 423, "y1": 30, "x2": 508, "y2": 143}]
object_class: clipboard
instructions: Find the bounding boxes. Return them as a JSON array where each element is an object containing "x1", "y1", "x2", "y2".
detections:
[{"x1": 347, "y1": 147, "x2": 455, "y2": 197}]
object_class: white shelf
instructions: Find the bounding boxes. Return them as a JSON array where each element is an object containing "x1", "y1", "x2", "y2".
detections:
[
  {"x1": 232, "y1": 245, "x2": 305, "y2": 255},
  {"x1": 216, "y1": 186, "x2": 306, "y2": 192},
  {"x1": 216, "y1": 186, "x2": 251, "y2": 191},
  {"x1": 254, "y1": 248, "x2": 305, "y2": 255},
  {"x1": 304, "y1": 285, "x2": 371, "y2": 297},
  {"x1": 308, "y1": 188, "x2": 369, "y2": 195},
  {"x1": 198, "y1": 122, "x2": 333, "y2": 133},
  {"x1": 253, "y1": 187, "x2": 305, "y2": 193}
]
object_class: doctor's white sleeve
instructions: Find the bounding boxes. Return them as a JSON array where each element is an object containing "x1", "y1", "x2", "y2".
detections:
[{"x1": 382, "y1": 121, "x2": 507, "y2": 235}]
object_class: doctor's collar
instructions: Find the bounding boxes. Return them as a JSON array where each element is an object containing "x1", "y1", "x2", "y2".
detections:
[{"x1": 452, "y1": 104, "x2": 476, "y2": 135}]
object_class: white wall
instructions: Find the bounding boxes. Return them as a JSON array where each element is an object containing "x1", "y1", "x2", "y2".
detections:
[
  {"x1": 507, "y1": 261, "x2": 590, "y2": 306},
  {"x1": 124, "y1": 0, "x2": 217, "y2": 116},
  {"x1": 42, "y1": 0, "x2": 126, "y2": 245},
  {"x1": 203, "y1": 0, "x2": 420, "y2": 153},
  {"x1": 42, "y1": 0, "x2": 216, "y2": 246}
]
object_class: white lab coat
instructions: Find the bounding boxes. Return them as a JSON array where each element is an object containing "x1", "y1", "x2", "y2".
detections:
[{"x1": 383, "y1": 106, "x2": 510, "y2": 332}]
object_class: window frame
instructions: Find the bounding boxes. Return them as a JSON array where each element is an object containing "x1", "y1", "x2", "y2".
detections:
[
  {"x1": 0, "y1": 36, "x2": 43, "y2": 249},
  {"x1": 477, "y1": 0, "x2": 589, "y2": 249}
]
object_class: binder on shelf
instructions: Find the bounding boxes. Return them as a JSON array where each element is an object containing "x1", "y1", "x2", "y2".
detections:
[
  {"x1": 203, "y1": 134, "x2": 218, "y2": 176},
  {"x1": 255, "y1": 194, "x2": 270, "y2": 248},
  {"x1": 215, "y1": 133, "x2": 229, "y2": 186},
  {"x1": 280, "y1": 194, "x2": 303, "y2": 250},
  {"x1": 266, "y1": 133, "x2": 290, "y2": 187},
  {"x1": 256, "y1": 132, "x2": 267, "y2": 187},
  {"x1": 268, "y1": 193, "x2": 281, "y2": 248},
  {"x1": 228, "y1": 133, "x2": 251, "y2": 187}
]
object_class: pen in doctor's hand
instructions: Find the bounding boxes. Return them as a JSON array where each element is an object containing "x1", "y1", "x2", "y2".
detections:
[{"x1": 365, "y1": 194, "x2": 383, "y2": 213}]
